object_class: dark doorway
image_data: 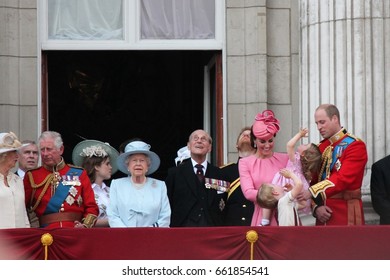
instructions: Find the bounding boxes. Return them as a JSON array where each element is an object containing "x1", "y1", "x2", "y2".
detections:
[{"x1": 45, "y1": 50, "x2": 218, "y2": 180}]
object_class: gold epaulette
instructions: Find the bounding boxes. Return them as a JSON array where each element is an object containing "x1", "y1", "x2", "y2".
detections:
[
  {"x1": 219, "y1": 162, "x2": 235, "y2": 169},
  {"x1": 309, "y1": 179, "x2": 335, "y2": 198},
  {"x1": 346, "y1": 133, "x2": 363, "y2": 142}
]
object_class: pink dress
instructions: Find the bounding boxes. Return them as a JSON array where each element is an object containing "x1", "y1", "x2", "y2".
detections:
[
  {"x1": 271, "y1": 152, "x2": 311, "y2": 215},
  {"x1": 239, "y1": 152, "x2": 289, "y2": 226}
]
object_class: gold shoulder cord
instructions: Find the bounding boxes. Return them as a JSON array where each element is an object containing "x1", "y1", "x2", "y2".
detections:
[
  {"x1": 27, "y1": 172, "x2": 54, "y2": 211},
  {"x1": 318, "y1": 145, "x2": 333, "y2": 182}
]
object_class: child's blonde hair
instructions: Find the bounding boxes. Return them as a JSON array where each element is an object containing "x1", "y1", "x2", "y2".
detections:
[{"x1": 257, "y1": 183, "x2": 278, "y2": 209}]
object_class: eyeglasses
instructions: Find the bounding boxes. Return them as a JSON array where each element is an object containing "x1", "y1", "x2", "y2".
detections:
[{"x1": 192, "y1": 136, "x2": 209, "y2": 143}]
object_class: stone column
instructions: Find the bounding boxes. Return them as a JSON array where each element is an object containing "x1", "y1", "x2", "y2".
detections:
[
  {"x1": 0, "y1": 1, "x2": 38, "y2": 140},
  {"x1": 300, "y1": 0, "x2": 390, "y2": 223}
]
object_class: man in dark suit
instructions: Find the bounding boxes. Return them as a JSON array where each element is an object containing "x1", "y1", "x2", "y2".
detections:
[
  {"x1": 220, "y1": 127, "x2": 255, "y2": 226},
  {"x1": 165, "y1": 129, "x2": 227, "y2": 227},
  {"x1": 370, "y1": 154, "x2": 390, "y2": 224}
]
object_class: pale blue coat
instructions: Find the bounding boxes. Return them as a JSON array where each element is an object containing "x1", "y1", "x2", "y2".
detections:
[{"x1": 107, "y1": 176, "x2": 171, "y2": 227}]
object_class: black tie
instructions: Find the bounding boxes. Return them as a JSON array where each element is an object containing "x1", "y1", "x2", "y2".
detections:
[{"x1": 195, "y1": 164, "x2": 204, "y2": 182}]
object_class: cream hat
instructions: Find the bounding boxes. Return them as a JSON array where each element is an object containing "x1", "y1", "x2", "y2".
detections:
[{"x1": 0, "y1": 132, "x2": 22, "y2": 154}]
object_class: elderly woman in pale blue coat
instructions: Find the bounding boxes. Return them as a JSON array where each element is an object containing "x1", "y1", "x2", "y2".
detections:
[{"x1": 107, "y1": 141, "x2": 171, "y2": 227}]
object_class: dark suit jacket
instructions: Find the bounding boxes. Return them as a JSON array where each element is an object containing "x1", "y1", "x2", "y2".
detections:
[
  {"x1": 220, "y1": 161, "x2": 254, "y2": 226},
  {"x1": 165, "y1": 159, "x2": 227, "y2": 227},
  {"x1": 370, "y1": 155, "x2": 390, "y2": 224}
]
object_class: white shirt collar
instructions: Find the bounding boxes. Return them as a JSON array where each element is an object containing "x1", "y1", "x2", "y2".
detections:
[
  {"x1": 92, "y1": 182, "x2": 108, "y2": 190},
  {"x1": 17, "y1": 168, "x2": 26, "y2": 179}
]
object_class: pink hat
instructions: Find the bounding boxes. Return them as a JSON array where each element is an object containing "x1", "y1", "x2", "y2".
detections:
[{"x1": 252, "y1": 110, "x2": 280, "y2": 140}]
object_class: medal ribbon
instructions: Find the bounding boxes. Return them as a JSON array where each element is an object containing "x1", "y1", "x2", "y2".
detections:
[{"x1": 44, "y1": 168, "x2": 83, "y2": 214}]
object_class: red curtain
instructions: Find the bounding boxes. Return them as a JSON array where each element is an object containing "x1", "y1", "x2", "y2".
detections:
[{"x1": 1, "y1": 226, "x2": 389, "y2": 260}]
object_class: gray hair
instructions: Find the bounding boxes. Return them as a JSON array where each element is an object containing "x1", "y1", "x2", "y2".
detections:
[{"x1": 39, "y1": 131, "x2": 63, "y2": 149}]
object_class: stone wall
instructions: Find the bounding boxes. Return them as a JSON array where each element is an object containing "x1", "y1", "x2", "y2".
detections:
[
  {"x1": 0, "y1": 0, "x2": 38, "y2": 141},
  {"x1": 225, "y1": 0, "x2": 299, "y2": 162}
]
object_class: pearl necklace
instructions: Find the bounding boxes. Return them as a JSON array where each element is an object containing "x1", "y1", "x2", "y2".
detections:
[{"x1": 131, "y1": 177, "x2": 147, "y2": 189}]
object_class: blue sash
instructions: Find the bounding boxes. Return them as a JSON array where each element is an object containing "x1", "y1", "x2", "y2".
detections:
[
  {"x1": 44, "y1": 167, "x2": 83, "y2": 214},
  {"x1": 321, "y1": 136, "x2": 355, "y2": 180}
]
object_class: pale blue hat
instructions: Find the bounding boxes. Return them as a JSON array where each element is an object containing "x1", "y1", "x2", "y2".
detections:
[{"x1": 117, "y1": 141, "x2": 160, "y2": 175}]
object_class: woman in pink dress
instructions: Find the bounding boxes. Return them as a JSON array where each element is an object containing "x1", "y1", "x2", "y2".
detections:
[{"x1": 239, "y1": 110, "x2": 289, "y2": 226}]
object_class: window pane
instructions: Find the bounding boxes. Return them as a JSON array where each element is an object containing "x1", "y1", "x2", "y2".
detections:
[
  {"x1": 140, "y1": 0, "x2": 215, "y2": 39},
  {"x1": 48, "y1": 0, "x2": 123, "y2": 40}
]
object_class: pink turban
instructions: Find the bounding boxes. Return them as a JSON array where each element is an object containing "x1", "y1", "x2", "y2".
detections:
[{"x1": 252, "y1": 110, "x2": 280, "y2": 140}]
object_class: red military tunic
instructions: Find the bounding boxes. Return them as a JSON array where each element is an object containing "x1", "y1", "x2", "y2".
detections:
[
  {"x1": 24, "y1": 159, "x2": 98, "y2": 228},
  {"x1": 309, "y1": 129, "x2": 367, "y2": 226}
]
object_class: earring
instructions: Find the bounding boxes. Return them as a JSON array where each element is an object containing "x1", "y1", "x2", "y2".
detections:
[{"x1": 254, "y1": 143, "x2": 257, "y2": 148}]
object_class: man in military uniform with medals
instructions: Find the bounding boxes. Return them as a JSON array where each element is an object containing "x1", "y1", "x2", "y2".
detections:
[
  {"x1": 300, "y1": 104, "x2": 367, "y2": 225},
  {"x1": 165, "y1": 129, "x2": 228, "y2": 227},
  {"x1": 220, "y1": 127, "x2": 255, "y2": 226},
  {"x1": 24, "y1": 131, "x2": 98, "y2": 228}
]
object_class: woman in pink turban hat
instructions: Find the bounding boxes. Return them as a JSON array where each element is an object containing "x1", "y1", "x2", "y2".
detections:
[{"x1": 238, "y1": 110, "x2": 289, "y2": 226}]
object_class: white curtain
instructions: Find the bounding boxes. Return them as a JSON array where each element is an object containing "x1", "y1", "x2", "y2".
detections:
[
  {"x1": 48, "y1": 0, "x2": 123, "y2": 40},
  {"x1": 140, "y1": 0, "x2": 215, "y2": 39}
]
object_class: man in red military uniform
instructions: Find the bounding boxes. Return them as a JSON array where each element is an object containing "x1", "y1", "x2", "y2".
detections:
[
  {"x1": 24, "y1": 131, "x2": 98, "y2": 228},
  {"x1": 300, "y1": 104, "x2": 367, "y2": 225}
]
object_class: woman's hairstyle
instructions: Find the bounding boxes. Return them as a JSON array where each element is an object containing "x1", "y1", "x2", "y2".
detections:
[
  {"x1": 300, "y1": 143, "x2": 322, "y2": 182},
  {"x1": 249, "y1": 126, "x2": 256, "y2": 149},
  {"x1": 256, "y1": 183, "x2": 278, "y2": 209},
  {"x1": 82, "y1": 155, "x2": 109, "y2": 183}
]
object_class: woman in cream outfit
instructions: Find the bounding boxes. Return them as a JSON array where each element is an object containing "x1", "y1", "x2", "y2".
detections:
[{"x1": 0, "y1": 132, "x2": 30, "y2": 228}]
